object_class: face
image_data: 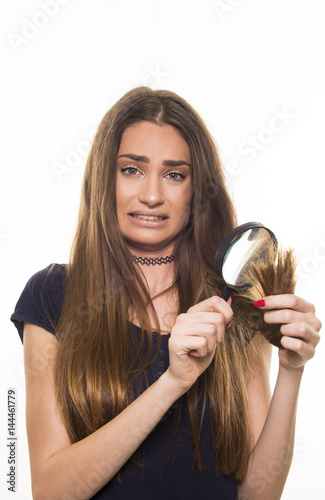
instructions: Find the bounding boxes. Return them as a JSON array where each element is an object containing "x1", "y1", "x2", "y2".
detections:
[{"x1": 116, "y1": 121, "x2": 192, "y2": 255}]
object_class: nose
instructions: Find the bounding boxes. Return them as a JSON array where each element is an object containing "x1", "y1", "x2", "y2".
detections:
[{"x1": 138, "y1": 174, "x2": 165, "y2": 207}]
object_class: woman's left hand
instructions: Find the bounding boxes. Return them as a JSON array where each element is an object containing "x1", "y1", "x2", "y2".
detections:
[{"x1": 255, "y1": 295, "x2": 322, "y2": 372}]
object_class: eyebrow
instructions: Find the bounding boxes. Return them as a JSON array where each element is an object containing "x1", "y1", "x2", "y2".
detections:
[{"x1": 117, "y1": 154, "x2": 191, "y2": 168}]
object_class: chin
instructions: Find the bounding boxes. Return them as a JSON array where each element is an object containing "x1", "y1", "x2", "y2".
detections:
[{"x1": 125, "y1": 238, "x2": 174, "y2": 254}]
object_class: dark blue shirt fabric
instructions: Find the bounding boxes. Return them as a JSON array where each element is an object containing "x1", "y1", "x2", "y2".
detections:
[{"x1": 10, "y1": 264, "x2": 238, "y2": 500}]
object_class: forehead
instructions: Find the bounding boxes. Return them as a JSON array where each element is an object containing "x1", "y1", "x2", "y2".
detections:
[{"x1": 118, "y1": 121, "x2": 191, "y2": 161}]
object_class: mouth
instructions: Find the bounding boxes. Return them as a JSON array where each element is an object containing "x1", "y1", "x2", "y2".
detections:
[
  {"x1": 128, "y1": 212, "x2": 169, "y2": 228},
  {"x1": 130, "y1": 214, "x2": 167, "y2": 221}
]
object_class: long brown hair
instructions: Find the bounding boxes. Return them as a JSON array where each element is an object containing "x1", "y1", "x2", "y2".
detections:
[
  {"x1": 53, "y1": 86, "x2": 258, "y2": 480},
  {"x1": 232, "y1": 247, "x2": 297, "y2": 348}
]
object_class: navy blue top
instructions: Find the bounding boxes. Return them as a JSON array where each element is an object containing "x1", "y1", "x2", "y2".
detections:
[{"x1": 11, "y1": 264, "x2": 238, "y2": 500}]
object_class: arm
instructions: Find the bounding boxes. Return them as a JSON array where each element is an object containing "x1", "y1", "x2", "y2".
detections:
[
  {"x1": 24, "y1": 323, "x2": 186, "y2": 500},
  {"x1": 24, "y1": 296, "x2": 232, "y2": 500},
  {"x1": 238, "y1": 295, "x2": 321, "y2": 500}
]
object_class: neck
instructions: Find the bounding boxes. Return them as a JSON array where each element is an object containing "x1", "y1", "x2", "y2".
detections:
[
  {"x1": 132, "y1": 253, "x2": 176, "y2": 296},
  {"x1": 131, "y1": 254, "x2": 174, "y2": 266},
  {"x1": 132, "y1": 255, "x2": 178, "y2": 332}
]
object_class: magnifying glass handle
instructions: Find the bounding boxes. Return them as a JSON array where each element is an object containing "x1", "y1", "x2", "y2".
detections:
[{"x1": 221, "y1": 288, "x2": 231, "y2": 301}]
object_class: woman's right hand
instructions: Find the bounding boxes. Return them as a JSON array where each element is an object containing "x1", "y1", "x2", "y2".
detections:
[{"x1": 166, "y1": 296, "x2": 233, "y2": 392}]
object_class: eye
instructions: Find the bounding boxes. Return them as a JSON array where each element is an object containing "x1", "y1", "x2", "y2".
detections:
[
  {"x1": 121, "y1": 166, "x2": 142, "y2": 176},
  {"x1": 165, "y1": 171, "x2": 186, "y2": 181}
]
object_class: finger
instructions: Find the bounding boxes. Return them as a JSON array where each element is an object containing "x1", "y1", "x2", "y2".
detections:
[
  {"x1": 264, "y1": 309, "x2": 310, "y2": 326},
  {"x1": 264, "y1": 309, "x2": 321, "y2": 333},
  {"x1": 175, "y1": 312, "x2": 227, "y2": 327},
  {"x1": 280, "y1": 322, "x2": 321, "y2": 346},
  {"x1": 189, "y1": 346, "x2": 209, "y2": 357},
  {"x1": 187, "y1": 296, "x2": 233, "y2": 322},
  {"x1": 172, "y1": 322, "x2": 224, "y2": 347},
  {"x1": 170, "y1": 335, "x2": 209, "y2": 358},
  {"x1": 280, "y1": 335, "x2": 316, "y2": 360},
  {"x1": 254, "y1": 295, "x2": 316, "y2": 314}
]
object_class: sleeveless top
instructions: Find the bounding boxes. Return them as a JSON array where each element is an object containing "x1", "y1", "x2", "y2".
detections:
[{"x1": 10, "y1": 264, "x2": 238, "y2": 500}]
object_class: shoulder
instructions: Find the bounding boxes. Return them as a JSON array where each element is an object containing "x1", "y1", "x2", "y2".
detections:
[
  {"x1": 28, "y1": 263, "x2": 67, "y2": 288},
  {"x1": 11, "y1": 263, "x2": 67, "y2": 342},
  {"x1": 22, "y1": 263, "x2": 67, "y2": 308}
]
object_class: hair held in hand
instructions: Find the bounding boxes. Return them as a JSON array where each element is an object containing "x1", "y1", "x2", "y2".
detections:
[{"x1": 231, "y1": 247, "x2": 297, "y2": 348}]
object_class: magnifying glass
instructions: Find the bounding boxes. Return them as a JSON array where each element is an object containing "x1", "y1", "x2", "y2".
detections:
[{"x1": 215, "y1": 222, "x2": 278, "y2": 301}]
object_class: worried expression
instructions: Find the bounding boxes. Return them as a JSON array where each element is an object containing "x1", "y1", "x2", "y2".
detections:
[{"x1": 116, "y1": 121, "x2": 192, "y2": 254}]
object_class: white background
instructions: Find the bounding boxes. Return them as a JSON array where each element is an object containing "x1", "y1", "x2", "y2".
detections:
[{"x1": 1, "y1": 0, "x2": 324, "y2": 498}]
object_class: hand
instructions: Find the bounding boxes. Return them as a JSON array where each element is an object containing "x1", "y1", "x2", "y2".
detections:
[
  {"x1": 167, "y1": 296, "x2": 233, "y2": 392},
  {"x1": 255, "y1": 295, "x2": 321, "y2": 372}
]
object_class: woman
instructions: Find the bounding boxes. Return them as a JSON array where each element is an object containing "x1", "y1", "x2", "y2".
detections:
[{"x1": 11, "y1": 87, "x2": 321, "y2": 500}]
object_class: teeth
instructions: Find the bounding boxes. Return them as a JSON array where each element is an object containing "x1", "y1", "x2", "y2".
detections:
[{"x1": 132, "y1": 215, "x2": 164, "y2": 221}]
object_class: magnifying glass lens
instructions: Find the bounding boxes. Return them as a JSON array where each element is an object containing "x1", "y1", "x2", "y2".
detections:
[
  {"x1": 222, "y1": 228, "x2": 274, "y2": 287},
  {"x1": 215, "y1": 222, "x2": 277, "y2": 300}
]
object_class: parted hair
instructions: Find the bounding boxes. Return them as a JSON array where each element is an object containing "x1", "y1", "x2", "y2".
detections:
[{"x1": 51, "y1": 86, "x2": 272, "y2": 481}]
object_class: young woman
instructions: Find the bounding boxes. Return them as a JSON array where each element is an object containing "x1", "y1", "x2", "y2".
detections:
[{"x1": 11, "y1": 87, "x2": 321, "y2": 500}]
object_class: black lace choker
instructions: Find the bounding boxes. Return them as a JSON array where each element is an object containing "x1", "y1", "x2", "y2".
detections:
[{"x1": 131, "y1": 255, "x2": 175, "y2": 266}]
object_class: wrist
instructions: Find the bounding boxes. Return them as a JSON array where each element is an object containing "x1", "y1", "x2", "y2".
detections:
[
  {"x1": 159, "y1": 369, "x2": 192, "y2": 399},
  {"x1": 278, "y1": 362, "x2": 304, "y2": 381}
]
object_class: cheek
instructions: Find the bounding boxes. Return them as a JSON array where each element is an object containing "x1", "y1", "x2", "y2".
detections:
[
  {"x1": 177, "y1": 190, "x2": 192, "y2": 226},
  {"x1": 183, "y1": 185, "x2": 193, "y2": 211},
  {"x1": 182, "y1": 203, "x2": 192, "y2": 226},
  {"x1": 115, "y1": 180, "x2": 128, "y2": 213}
]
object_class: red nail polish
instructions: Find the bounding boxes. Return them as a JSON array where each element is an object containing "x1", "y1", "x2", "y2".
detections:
[
  {"x1": 254, "y1": 299, "x2": 265, "y2": 307},
  {"x1": 226, "y1": 321, "x2": 232, "y2": 328}
]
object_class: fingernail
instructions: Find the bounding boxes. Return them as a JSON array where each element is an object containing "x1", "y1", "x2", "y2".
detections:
[
  {"x1": 226, "y1": 320, "x2": 232, "y2": 329},
  {"x1": 254, "y1": 299, "x2": 265, "y2": 307}
]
